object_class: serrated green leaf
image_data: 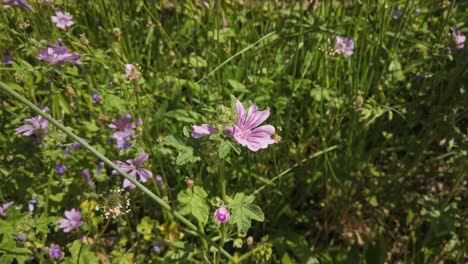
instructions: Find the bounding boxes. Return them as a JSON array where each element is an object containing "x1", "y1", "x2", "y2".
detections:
[
  {"x1": 229, "y1": 193, "x2": 265, "y2": 236},
  {"x1": 177, "y1": 186, "x2": 209, "y2": 225},
  {"x1": 218, "y1": 140, "x2": 231, "y2": 159}
]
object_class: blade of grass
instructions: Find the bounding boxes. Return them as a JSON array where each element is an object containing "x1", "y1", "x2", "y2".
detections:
[{"x1": 0, "y1": 81, "x2": 234, "y2": 262}]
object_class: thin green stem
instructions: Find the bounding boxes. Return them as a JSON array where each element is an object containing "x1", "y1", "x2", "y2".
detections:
[{"x1": 0, "y1": 81, "x2": 234, "y2": 262}]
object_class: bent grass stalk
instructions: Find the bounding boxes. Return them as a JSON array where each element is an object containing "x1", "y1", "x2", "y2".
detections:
[{"x1": 0, "y1": 81, "x2": 235, "y2": 262}]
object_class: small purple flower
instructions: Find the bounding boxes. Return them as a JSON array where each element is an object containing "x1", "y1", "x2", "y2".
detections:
[
  {"x1": 0, "y1": 201, "x2": 14, "y2": 217},
  {"x1": 225, "y1": 100, "x2": 275, "y2": 152},
  {"x1": 113, "y1": 149, "x2": 153, "y2": 189},
  {"x1": 202, "y1": 1, "x2": 209, "y2": 8},
  {"x1": 156, "y1": 175, "x2": 163, "y2": 186},
  {"x1": 153, "y1": 242, "x2": 162, "y2": 253},
  {"x1": 28, "y1": 197, "x2": 37, "y2": 214},
  {"x1": 109, "y1": 81, "x2": 114, "y2": 87},
  {"x1": 55, "y1": 164, "x2": 67, "y2": 175},
  {"x1": 17, "y1": 234, "x2": 26, "y2": 241},
  {"x1": 58, "y1": 208, "x2": 83, "y2": 233},
  {"x1": 96, "y1": 162, "x2": 104, "y2": 175},
  {"x1": 37, "y1": 41, "x2": 81, "y2": 65},
  {"x1": 15, "y1": 109, "x2": 49, "y2": 137},
  {"x1": 51, "y1": 11, "x2": 74, "y2": 29},
  {"x1": 109, "y1": 113, "x2": 136, "y2": 131},
  {"x1": 451, "y1": 26, "x2": 466, "y2": 49},
  {"x1": 221, "y1": 20, "x2": 228, "y2": 29},
  {"x1": 92, "y1": 91, "x2": 100, "y2": 104},
  {"x1": 109, "y1": 113, "x2": 137, "y2": 149},
  {"x1": 2, "y1": 0, "x2": 32, "y2": 10},
  {"x1": 415, "y1": 9, "x2": 421, "y2": 16},
  {"x1": 81, "y1": 169, "x2": 95, "y2": 189},
  {"x1": 49, "y1": 244, "x2": 62, "y2": 259},
  {"x1": 335, "y1": 36, "x2": 355, "y2": 56},
  {"x1": 125, "y1": 64, "x2": 135, "y2": 78},
  {"x1": 2, "y1": 54, "x2": 12, "y2": 65},
  {"x1": 191, "y1": 124, "x2": 217, "y2": 138},
  {"x1": 214, "y1": 206, "x2": 230, "y2": 224},
  {"x1": 445, "y1": 47, "x2": 452, "y2": 55},
  {"x1": 65, "y1": 138, "x2": 86, "y2": 155},
  {"x1": 392, "y1": 9, "x2": 401, "y2": 19}
]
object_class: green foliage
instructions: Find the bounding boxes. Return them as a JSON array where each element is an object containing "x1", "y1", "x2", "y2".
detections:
[
  {"x1": 177, "y1": 186, "x2": 210, "y2": 225},
  {"x1": 63, "y1": 240, "x2": 99, "y2": 264},
  {"x1": 228, "y1": 193, "x2": 264, "y2": 236}
]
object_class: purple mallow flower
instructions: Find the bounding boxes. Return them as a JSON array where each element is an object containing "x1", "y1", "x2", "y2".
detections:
[
  {"x1": 153, "y1": 242, "x2": 162, "y2": 253},
  {"x1": 37, "y1": 41, "x2": 81, "y2": 65},
  {"x1": 17, "y1": 234, "x2": 26, "y2": 241},
  {"x1": 81, "y1": 169, "x2": 95, "y2": 189},
  {"x1": 2, "y1": 0, "x2": 32, "y2": 9},
  {"x1": 109, "y1": 113, "x2": 137, "y2": 149},
  {"x1": 64, "y1": 138, "x2": 86, "y2": 155},
  {"x1": 55, "y1": 164, "x2": 67, "y2": 175},
  {"x1": 28, "y1": 197, "x2": 36, "y2": 214},
  {"x1": 92, "y1": 91, "x2": 100, "y2": 104},
  {"x1": 58, "y1": 208, "x2": 83, "y2": 233},
  {"x1": 2, "y1": 54, "x2": 12, "y2": 65},
  {"x1": 335, "y1": 36, "x2": 354, "y2": 56},
  {"x1": 156, "y1": 175, "x2": 163, "y2": 186},
  {"x1": 214, "y1": 206, "x2": 230, "y2": 224},
  {"x1": 0, "y1": 201, "x2": 14, "y2": 217},
  {"x1": 113, "y1": 149, "x2": 152, "y2": 189},
  {"x1": 125, "y1": 64, "x2": 135, "y2": 78},
  {"x1": 226, "y1": 100, "x2": 275, "y2": 152},
  {"x1": 15, "y1": 109, "x2": 49, "y2": 137},
  {"x1": 451, "y1": 26, "x2": 466, "y2": 49},
  {"x1": 191, "y1": 124, "x2": 216, "y2": 138},
  {"x1": 51, "y1": 11, "x2": 74, "y2": 29},
  {"x1": 49, "y1": 244, "x2": 62, "y2": 259},
  {"x1": 392, "y1": 9, "x2": 401, "y2": 19}
]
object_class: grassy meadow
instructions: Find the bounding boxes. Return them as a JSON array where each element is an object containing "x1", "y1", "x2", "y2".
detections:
[{"x1": 0, "y1": 0, "x2": 467, "y2": 263}]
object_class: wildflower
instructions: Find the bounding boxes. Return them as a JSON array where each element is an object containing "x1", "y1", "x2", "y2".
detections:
[
  {"x1": 97, "y1": 188, "x2": 131, "y2": 219},
  {"x1": 58, "y1": 208, "x2": 83, "y2": 233},
  {"x1": 221, "y1": 19, "x2": 228, "y2": 29},
  {"x1": 226, "y1": 100, "x2": 275, "y2": 152},
  {"x1": 17, "y1": 234, "x2": 26, "y2": 241},
  {"x1": 2, "y1": 0, "x2": 32, "y2": 9},
  {"x1": 96, "y1": 162, "x2": 104, "y2": 175},
  {"x1": 451, "y1": 26, "x2": 466, "y2": 49},
  {"x1": 191, "y1": 124, "x2": 217, "y2": 138},
  {"x1": 49, "y1": 244, "x2": 62, "y2": 259},
  {"x1": 214, "y1": 206, "x2": 230, "y2": 224},
  {"x1": 334, "y1": 36, "x2": 355, "y2": 56},
  {"x1": 415, "y1": 8, "x2": 421, "y2": 16},
  {"x1": 125, "y1": 64, "x2": 135, "y2": 78},
  {"x1": 125, "y1": 64, "x2": 140, "y2": 81},
  {"x1": 109, "y1": 113, "x2": 137, "y2": 149},
  {"x1": 64, "y1": 139, "x2": 85, "y2": 154},
  {"x1": 92, "y1": 91, "x2": 100, "y2": 104},
  {"x1": 156, "y1": 175, "x2": 163, "y2": 186},
  {"x1": 81, "y1": 169, "x2": 96, "y2": 189},
  {"x1": 202, "y1": 1, "x2": 209, "y2": 8},
  {"x1": 15, "y1": 109, "x2": 49, "y2": 136},
  {"x1": 51, "y1": 10, "x2": 74, "y2": 29},
  {"x1": 153, "y1": 242, "x2": 162, "y2": 253},
  {"x1": 2, "y1": 54, "x2": 12, "y2": 65},
  {"x1": 38, "y1": 0, "x2": 54, "y2": 3},
  {"x1": 392, "y1": 9, "x2": 401, "y2": 19},
  {"x1": 113, "y1": 149, "x2": 152, "y2": 189},
  {"x1": 28, "y1": 197, "x2": 36, "y2": 214},
  {"x1": 0, "y1": 201, "x2": 14, "y2": 216},
  {"x1": 37, "y1": 41, "x2": 81, "y2": 65},
  {"x1": 55, "y1": 164, "x2": 67, "y2": 175}
]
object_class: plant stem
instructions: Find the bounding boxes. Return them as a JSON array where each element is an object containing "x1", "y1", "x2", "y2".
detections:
[{"x1": 0, "y1": 81, "x2": 234, "y2": 262}]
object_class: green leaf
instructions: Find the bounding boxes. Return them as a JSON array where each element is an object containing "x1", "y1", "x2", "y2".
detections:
[
  {"x1": 177, "y1": 186, "x2": 210, "y2": 225},
  {"x1": 162, "y1": 136, "x2": 201, "y2": 165},
  {"x1": 63, "y1": 240, "x2": 99, "y2": 264},
  {"x1": 136, "y1": 216, "x2": 157, "y2": 241},
  {"x1": 218, "y1": 140, "x2": 231, "y2": 159},
  {"x1": 165, "y1": 109, "x2": 203, "y2": 123},
  {"x1": 228, "y1": 193, "x2": 265, "y2": 236}
]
